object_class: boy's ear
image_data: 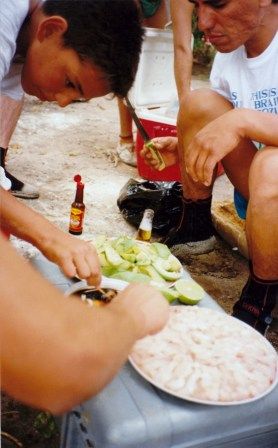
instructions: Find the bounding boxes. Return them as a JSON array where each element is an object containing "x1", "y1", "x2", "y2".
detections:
[{"x1": 37, "y1": 16, "x2": 68, "y2": 42}]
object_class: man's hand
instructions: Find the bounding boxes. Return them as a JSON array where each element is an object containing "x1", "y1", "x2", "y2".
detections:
[
  {"x1": 184, "y1": 110, "x2": 243, "y2": 186},
  {"x1": 140, "y1": 136, "x2": 178, "y2": 170},
  {"x1": 113, "y1": 283, "x2": 169, "y2": 339},
  {"x1": 41, "y1": 230, "x2": 101, "y2": 286}
]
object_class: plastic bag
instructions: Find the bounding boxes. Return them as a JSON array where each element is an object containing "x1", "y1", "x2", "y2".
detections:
[{"x1": 117, "y1": 178, "x2": 183, "y2": 236}]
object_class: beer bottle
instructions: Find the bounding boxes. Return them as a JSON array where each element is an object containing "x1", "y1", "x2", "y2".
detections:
[
  {"x1": 69, "y1": 174, "x2": 85, "y2": 235},
  {"x1": 136, "y1": 209, "x2": 154, "y2": 242}
]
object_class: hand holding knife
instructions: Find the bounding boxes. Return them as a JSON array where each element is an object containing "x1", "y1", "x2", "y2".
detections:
[{"x1": 125, "y1": 97, "x2": 166, "y2": 171}]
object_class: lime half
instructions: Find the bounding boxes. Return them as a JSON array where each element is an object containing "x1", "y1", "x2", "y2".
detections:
[{"x1": 174, "y1": 279, "x2": 205, "y2": 305}]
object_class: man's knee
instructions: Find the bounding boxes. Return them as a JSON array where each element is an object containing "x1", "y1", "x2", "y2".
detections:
[
  {"x1": 249, "y1": 147, "x2": 278, "y2": 200},
  {"x1": 178, "y1": 88, "x2": 233, "y2": 128}
]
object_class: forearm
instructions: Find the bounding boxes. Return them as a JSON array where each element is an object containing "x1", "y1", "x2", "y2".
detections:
[
  {"x1": 0, "y1": 236, "x2": 141, "y2": 414},
  {"x1": 238, "y1": 109, "x2": 278, "y2": 147},
  {"x1": 0, "y1": 188, "x2": 60, "y2": 249}
]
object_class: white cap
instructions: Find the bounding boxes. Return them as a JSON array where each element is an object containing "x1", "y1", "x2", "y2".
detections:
[{"x1": 0, "y1": 166, "x2": 11, "y2": 190}]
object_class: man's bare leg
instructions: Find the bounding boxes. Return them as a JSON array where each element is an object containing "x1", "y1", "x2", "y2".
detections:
[
  {"x1": 232, "y1": 147, "x2": 278, "y2": 334},
  {"x1": 169, "y1": 88, "x2": 278, "y2": 333},
  {"x1": 164, "y1": 89, "x2": 256, "y2": 255},
  {"x1": 116, "y1": 98, "x2": 137, "y2": 167}
]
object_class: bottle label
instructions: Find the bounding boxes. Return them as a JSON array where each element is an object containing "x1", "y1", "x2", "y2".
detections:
[{"x1": 69, "y1": 207, "x2": 84, "y2": 232}]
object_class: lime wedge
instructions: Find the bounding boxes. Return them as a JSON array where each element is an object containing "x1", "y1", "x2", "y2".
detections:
[
  {"x1": 158, "y1": 286, "x2": 179, "y2": 303},
  {"x1": 174, "y1": 279, "x2": 205, "y2": 305}
]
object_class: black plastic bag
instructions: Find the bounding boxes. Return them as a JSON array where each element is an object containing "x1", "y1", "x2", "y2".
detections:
[{"x1": 117, "y1": 178, "x2": 183, "y2": 236}]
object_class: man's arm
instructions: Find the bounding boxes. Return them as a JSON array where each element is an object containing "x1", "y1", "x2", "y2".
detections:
[
  {"x1": 0, "y1": 188, "x2": 101, "y2": 284},
  {"x1": 0, "y1": 234, "x2": 169, "y2": 414},
  {"x1": 185, "y1": 109, "x2": 278, "y2": 186},
  {"x1": 170, "y1": 0, "x2": 194, "y2": 100},
  {"x1": 239, "y1": 109, "x2": 278, "y2": 147}
]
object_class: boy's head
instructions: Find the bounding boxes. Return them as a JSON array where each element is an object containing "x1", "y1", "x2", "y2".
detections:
[{"x1": 21, "y1": 0, "x2": 144, "y2": 106}]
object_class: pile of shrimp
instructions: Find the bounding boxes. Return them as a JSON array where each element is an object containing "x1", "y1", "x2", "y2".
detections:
[{"x1": 130, "y1": 306, "x2": 278, "y2": 403}]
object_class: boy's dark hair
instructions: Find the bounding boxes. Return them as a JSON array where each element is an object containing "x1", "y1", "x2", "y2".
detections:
[{"x1": 42, "y1": 0, "x2": 144, "y2": 97}]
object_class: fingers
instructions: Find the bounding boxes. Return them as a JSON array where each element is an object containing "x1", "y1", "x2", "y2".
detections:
[
  {"x1": 140, "y1": 147, "x2": 160, "y2": 170},
  {"x1": 58, "y1": 240, "x2": 101, "y2": 286},
  {"x1": 185, "y1": 139, "x2": 217, "y2": 186},
  {"x1": 74, "y1": 252, "x2": 101, "y2": 286},
  {"x1": 115, "y1": 283, "x2": 169, "y2": 338},
  {"x1": 140, "y1": 137, "x2": 178, "y2": 170}
]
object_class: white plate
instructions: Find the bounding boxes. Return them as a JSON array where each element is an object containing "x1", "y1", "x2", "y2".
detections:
[
  {"x1": 129, "y1": 306, "x2": 278, "y2": 406},
  {"x1": 65, "y1": 276, "x2": 129, "y2": 296}
]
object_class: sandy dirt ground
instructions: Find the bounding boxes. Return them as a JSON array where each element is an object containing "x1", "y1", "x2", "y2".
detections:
[{"x1": 2, "y1": 80, "x2": 277, "y2": 447}]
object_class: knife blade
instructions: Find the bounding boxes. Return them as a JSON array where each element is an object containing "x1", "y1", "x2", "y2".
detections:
[{"x1": 125, "y1": 97, "x2": 165, "y2": 171}]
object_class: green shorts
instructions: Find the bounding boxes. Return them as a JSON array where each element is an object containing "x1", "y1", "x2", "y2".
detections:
[{"x1": 140, "y1": 0, "x2": 161, "y2": 18}]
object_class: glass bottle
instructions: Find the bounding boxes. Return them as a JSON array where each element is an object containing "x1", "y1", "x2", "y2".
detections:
[
  {"x1": 136, "y1": 209, "x2": 154, "y2": 242},
  {"x1": 69, "y1": 174, "x2": 85, "y2": 235}
]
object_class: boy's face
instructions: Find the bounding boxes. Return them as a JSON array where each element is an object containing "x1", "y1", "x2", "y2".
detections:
[
  {"x1": 189, "y1": 0, "x2": 268, "y2": 54},
  {"x1": 21, "y1": 20, "x2": 110, "y2": 107}
]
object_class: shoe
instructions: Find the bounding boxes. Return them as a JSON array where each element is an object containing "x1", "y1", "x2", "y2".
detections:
[
  {"x1": 11, "y1": 183, "x2": 40, "y2": 199},
  {"x1": 0, "y1": 166, "x2": 11, "y2": 190},
  {"x1": 163, "y1": 196, "x2": 216, "y2": 259},
  {"x1": 117, "y1": 142, "x2": 137, "y2": 167},
  {"x1": 232, "y1": 275, "x2": 277, "y2": 335},
  {"x1": 164, "y1": 235, "x2": 216, "y2": 259},
  {"x1": 5, "y1": 169, "x2": 39, "y2": 199}
]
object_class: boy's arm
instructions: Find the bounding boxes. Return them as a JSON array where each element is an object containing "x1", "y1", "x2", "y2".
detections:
[
  {"x1": 0, "y1": 188, "x2": 101, "y2": 284},
  {"x1": 0, "y1": 234, "x2": 169, "y2": 414}
]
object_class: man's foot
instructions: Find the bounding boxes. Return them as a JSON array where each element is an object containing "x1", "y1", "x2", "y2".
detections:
[
  {"x1": 163, "y1": 196, "x2": 216, "y2": 259},
  {"x1": 5, "y1": 169, "x2": 39, "y2": 199},
  {"x1": 117, "y1": 142, "x2": 137, "y2": 167},
  {"x1": 232, "y1": 273, "x2": 277, "y2": 335}
]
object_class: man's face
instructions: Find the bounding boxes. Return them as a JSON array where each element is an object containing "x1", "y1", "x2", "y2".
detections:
[
  {"x1": 21, "y1": 30, "x2": 110, "y2": 107},
  {"x1": 189, "y1": 0, "x2": 267, "y2": 53}
]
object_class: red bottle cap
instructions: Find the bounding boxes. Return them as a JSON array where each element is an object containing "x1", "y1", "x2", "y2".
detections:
[{"x1": 74, "y1": 174, "x2": 82, "y2": 183}]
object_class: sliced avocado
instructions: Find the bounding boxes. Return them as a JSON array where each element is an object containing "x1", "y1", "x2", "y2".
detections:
[
  {"x1": 111, "y1": 271, "x2": 150, "y2": 283},
  {"x1": 99, "y1": 252, "x2": 109, "y2": 267},
  {"x1": 101, "y1": 266, "x2": 118, "y2": 277},
  {"x1": 151, "y1": 242, "x2": 171, "y2": 259},
  {"x1": 158, "y1": 286, "x2": 179, "y2": 303},
  {"x1": 139, "y1": 265, "x2": 166, "y2": 284},
  {"x1": 121, "y1": 253, "x2": 137, "y2": 263},
  {"x1": 117, "y1": 261, "x2": 132, "y2": 271},
  {"x1": 105, "y1": 246, "x2": 124, "y2": 266},
  {"x1": 153, "y1": 258, "x2": 182, "y2": 281},
  {"x1": 167, "y1": 254, "x2": 183, "y2": 272},
  {"x1": 135, "y1": 252, "x2": 151, "y2": 266},
  {"x1": 174, "y1": 279, "x2": 204, "y2": 305}
]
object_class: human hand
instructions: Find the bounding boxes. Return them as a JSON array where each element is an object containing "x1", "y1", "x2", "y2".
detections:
[
  {"x1": 185, "y1": 110, "x2": 242, "y2": 186},
  {"x1": 140, "y1": 136, "x2": 178, "y2": 170},
  {"x1": 40, "y1": 230, "x2": 101, "y2": 286},
  {"x1": 114, "y1": 283, "x2": 169, "y2": 339}
]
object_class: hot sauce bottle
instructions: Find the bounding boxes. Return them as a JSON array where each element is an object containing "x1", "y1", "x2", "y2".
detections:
[{"x1": 69, "y1": 174, "x2": 85, "y2": 235}]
